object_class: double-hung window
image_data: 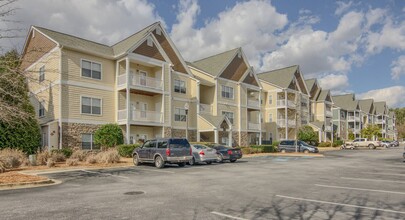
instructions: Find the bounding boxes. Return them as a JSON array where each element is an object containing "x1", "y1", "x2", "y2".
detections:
[
  {"x1": 39, "y1": 101, "x2": 45, "y2": 117},
  {"x1": 81, "y1": 96, "x2": 102, "y2": 115},
  {"x1": 174, "y1": 108, "x2": 187, "y2": 122},
  {"x1": 39, "y1": 66, "x2": 45, "y2": 82},
  {"x1": 268, "y1": 95, "x2": 273, "y2": 104},
  {"x1": 222, "y1": 111, "x2": 234, "y2": 124},
  {"x1": 174, "y1": 79, "x2": 186, "y2": 94},
  {"x1": 221, "y1": 85, "x2": 234, "y2": 99},
  {"x1": 81, "y1": 134, "x2": 100, "y2": 150},
  {"x1": 81, "y1": 60, "x2": 101, "y2": 80}
]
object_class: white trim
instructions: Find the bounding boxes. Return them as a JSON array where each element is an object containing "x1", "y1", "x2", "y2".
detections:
[
  {"x1": 217, "y1": 101, "x2": 238, "y2": 107},
  {"x1": 58, "y1": 47, "x2": 63, "y2": 149},
  {"x1": 172, "y1": 97, "x2": 197, "y2": 102},
  {"x1": 221, "y1": 110, "x2": 235, "y2": 125},
  {"x1": 187, "y1": 65, "x2": 214, "y2": 78},
  {"x1": 218, "y1": 77, "x2": 239, "y2": 85},
  {"x1": 80, "y1": 58, "x2": 102, "y2": 80},
  {"x1": 61, "y1": 118, "x2": 109, "y2": 125},
  {"x1": 80, "y1": 95, "x2": 103, "y2": 116},
  {"x1": 173, "y1": 79, "x2": 187, "y2": 94},
  {"x1": 62, "y1": 80, "x2": 114, "y2": 91},
  {"x1": 128, "y1": 53, "x2": 166, "y2": 67},
  {"x1": 220, "y1": 85, "x2": 235, "y2": 100}
]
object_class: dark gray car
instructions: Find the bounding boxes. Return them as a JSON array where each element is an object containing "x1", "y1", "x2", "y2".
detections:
[
  {"x1": 132, "y1": 138, "x2": 193, "y2": 169},
  {"x1": 278, "y1": 140, "x2": 319, "y2": 153}
]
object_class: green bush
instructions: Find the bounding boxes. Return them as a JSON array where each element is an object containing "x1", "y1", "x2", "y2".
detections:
[
  {"x1": 117, "y1": 144, "x2": 140, "y2": 157},
  {"x1": 317, "y1": 142, "x2": 332, "y2": 147},
  {"x1": 51, "y1": 148, "x2": 73, "y2": 158},
  {"x1": 333, "y1": 140, "x2": 344, "y2": 147},
  {"x1": 250, "y1": 145, "x2": 278, "y2": 153},
  {"x1": 272, "y1": 141, "x2": 280, "y2": 147},
  {"x1": 241, "y1": 147, "x2": 253, "y2": 155},
  {"x1": 94, "y1": 124, "x2": 124, "y2": 149}
]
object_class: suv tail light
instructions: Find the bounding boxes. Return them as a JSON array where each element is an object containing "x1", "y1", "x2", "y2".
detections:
[
  {"x1": 190, "y1": 147, "x2": 192, "y2": 155},
  {"x1": 228, "y1": 150, "x2": 233, "y2": 155},
  {"x1": 166, "y1": 148, "x2": 171, "y2": 156},
  {"x1": 199, "y1": 150, "x2": 205, "y2": 156}
]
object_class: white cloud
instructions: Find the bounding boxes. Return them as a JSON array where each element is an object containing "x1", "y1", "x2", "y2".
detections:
[
  {"x1": 366, "y1": 18, "x2": 405, "y2": 54},
  {"x1": 391, "y1": 55, "x2": 405, "y2": 80},
  {"x1": 2, "y1": 0, "x2": 163, "y2": 51},
  {"x1": 335, "y1": 1, "x2": 353, "y2": 16},
  {"x1": 318, "y1": 74, "x2": 349, "y2": 92},
  {"x1": 357, "y1": 86, "x2": 405, "y2": 107}
]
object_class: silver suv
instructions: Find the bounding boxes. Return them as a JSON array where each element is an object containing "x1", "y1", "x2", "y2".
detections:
[{"x1": 132, "y1": 138, "x2": 193, "y2": 169}]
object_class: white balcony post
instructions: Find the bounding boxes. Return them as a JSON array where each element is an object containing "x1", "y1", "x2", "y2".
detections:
[
  {"x1": 214, "y1": 128, "x2": 219, "y2": 144},
  {"x1": 228, "y1": 129, "x2": 232, "y2": 147},
  {"x1": 284, "y1": 90, "x2": 288, "y2": 140},
  {"x1": 259, "y1": 90, "x2": 262, "y2": 145},
  {"x1": 125, "y1": 58, "x2": 130, "y2": 144}
]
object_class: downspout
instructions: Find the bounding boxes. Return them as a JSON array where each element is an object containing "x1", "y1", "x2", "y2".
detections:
[{"x1": 59, "y1": 46, "x2": 63, "y2": 149}]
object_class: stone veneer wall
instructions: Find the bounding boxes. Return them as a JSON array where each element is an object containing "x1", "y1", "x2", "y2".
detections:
[
  {"x1": 239, "y1": 131, "x2": 249, "y2": 147},
  {"x1": 62, "y1": 123, "x2": 101, "y2": 149},
  {"x1": 232, "y1": 132, "x2": 240, "y2": 146},
  {"x1": 164, "y1": 127, "x2": 197, "y2": 142}
]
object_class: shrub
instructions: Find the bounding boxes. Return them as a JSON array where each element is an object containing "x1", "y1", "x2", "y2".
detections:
[
  {"x1": 0, "y1": 161, "x2": 5, "y2": 173},
  {"x1": 66, "y1": 158, "x2": 79, "y2": 166},
  {"x1": 52, "y1": 148, "x2": 73, "y2": 158},
  {"x1": 37, "y1": 150, "x2": 51, "y2": 165},
  {"x1": 317, "y1": 142, "x2": 332, "y2": 147},
  {"x1": 333, "y1": 140, "x2": 344, "y2": 147},
  {"x1": 46, "y1": 158, "x2": 55, "y2": 167},
  {"x1": 272, "y1": 141, "x2": 280, "y2": 147},
  {"x1": 250, "y1": 145, "x2": 278, "y2": 153},
  {"x1": 95, "y1": 149, "x2": 120, "y2": 164},
  {"x1": 241, "y1": 147, "x2": 253, "y2": 155},
  {"x1": 0, "y1": 148, "x2": 28, "y2": 169},
  {"x1": 117, "y1": 144, "x2": 140, "y2": 158},
  {"x1": 70, "y1": 150, "x2": 87, "y2": 162},
  {"x1": 94, "y1": 124, "x2": 124, "y2": 149},
  {"x1": 86, "y1": 154, "x2": 97, "y2": 164},
  {"x1": 298, "y1": 125, "x2": 318, "y2": 144},
  {"x1": 51, "y1": 152, "x2": 66, "y2": 162}
]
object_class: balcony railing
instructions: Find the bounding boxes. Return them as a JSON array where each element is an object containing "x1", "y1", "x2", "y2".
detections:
[
  {"x1": 117, "y1": 74, "x2": 163, "y2": 91},
  {"x1": 248, "y1": 122, "x2": 260, "y2": 130},
  {"x1": 325, "y1": 110, "x2": 332, "y2": 117},
  {"x1": 247, "y1": 99, "x2": 260, "y2": 108},
  {"x1": 325, "y1": 125, "x2": 332, "y2": 131},
  {"x1": 199, "y1": 103, "x2": 212, "y2": 114},
  {"x1": 349, "y1": 128, "x2": 360, "y2": 133},
  {"x1": 348, "y1": 115, "x2": 360, "y2": 121},
  {"x1": 117, "y1": 109, "x2": 163, "y2": 124},
  {"x1": 375, "y1": 118, "x2": 386, "y2": 124},
  {"x1": 277, "y1": 119, "x2": 296, "y2": 128},
  {"x1": 277, "y1": 99, "x2": 296, "y2": 108}
]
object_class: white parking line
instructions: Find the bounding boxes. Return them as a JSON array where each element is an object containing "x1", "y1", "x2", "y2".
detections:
[
  {"x1": 364, "y1": 172, "x2": 405, "y2": 177},
  {"x1": 341, "y1": 177, "x2": 405, "y2": 184},
  {"x1": 315, "y1": 184, "x2": 405, "y2": 195},
  {"x1": 134, "y1": 168, "x2": 175, "y2": 174},
  {"x1": 276, "y1": 195, "x2": 405, "y2": 215},
  {"x1": 81, "y1": 170, "x2": 129, "y2": 179},
  {"x1": 211, "y1": 211, "x2": 248, "y2": 220}
]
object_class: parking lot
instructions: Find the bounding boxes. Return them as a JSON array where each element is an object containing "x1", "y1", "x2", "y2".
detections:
[{"x1": 0, "y1": 147, "x2": 404, "y2": 219}]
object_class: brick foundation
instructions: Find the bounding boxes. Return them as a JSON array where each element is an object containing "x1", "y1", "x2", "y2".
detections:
[{"x1": 62, "y1": 123, "x2": 101, "y2": 149}]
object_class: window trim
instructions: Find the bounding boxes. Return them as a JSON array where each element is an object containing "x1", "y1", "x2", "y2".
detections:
[
  {"x1": 174, "y1": 107, "x2": 187, "y2": 122},
  {"x1": 269, "y1": 113, "x2": 273, "y2": 123},
  {"x1": 39, "y1": 100, "x2": 45, "y2": 118},
  {"x1": 221, "y1": 85, "x2": 234, "y2": 99},
  {"x1": 81, "y1": 133, "x2": 99, "y2": 150},
  {"x1": 268, "y1": 95, "x2": 273, "y2": 105},
  {"x1": 80, "y1": 59, "x2": 102, "y2": 80},
  {"x1": 80, "y1": 95, "x2": 103, "y2": 116},
  {"x1": 39, "y1": 65, "x2": 45, "y2": 82},
  {"x1": 174, "y1": 79, "x2": 187, "y2": 94},
  {"x1": 221, "y1": 110, "x2": 234, "y2": 124}
]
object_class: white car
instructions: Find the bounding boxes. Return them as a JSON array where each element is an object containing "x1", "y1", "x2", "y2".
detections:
[{"x1": 189, "y1": 144, "x2": 218, "y2": 165}]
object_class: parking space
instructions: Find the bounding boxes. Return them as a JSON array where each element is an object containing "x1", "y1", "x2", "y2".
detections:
[{"x1": 0, "y1": 147, "x2": 404, "y2": 219}]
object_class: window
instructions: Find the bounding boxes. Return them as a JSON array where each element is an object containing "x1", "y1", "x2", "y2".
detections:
[
  {"x1": 157, "y1": 140, "x2": 168, "y2": 148},
  {"x1": 147, "y1": 37, "x2": 153, "y2": 47},
  {"x1": 81, "y1": 60, "x2": 101, "y2": 79},
  {"x1": 174, "y1": 79, "x2": 186, "y2": 94},
  {"x1": 81, "y1": 134, "x2": 100, "y2": 150},
  {"x1": 221, "y1": 85, "x2": 234, "y2": 99},
  {"x1": 175, "y1": 108, "x2": 187, "y2": 122},
  {"x1": 269, "y1": 113, "x2": 273, "y2": 122},
  {"x1": 39, "y1": 101, "x2": 45, "y2": 117},
  {"x1": 268, "y1": 95, "x2": 273, "y2": 104},
  {"x1": 81, "y1": 96, "x2": 102, "y2": 115},
  {"x1": 39, "y1": 66, "x2": 45, "y2": 82},
  {"x1": 222, "y1": 111, "x2": 234, "y2": 124}
]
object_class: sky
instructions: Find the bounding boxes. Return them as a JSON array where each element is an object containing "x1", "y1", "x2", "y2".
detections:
[{"x1": 1, "y1": 0, "x2": 405, "y2": 107}]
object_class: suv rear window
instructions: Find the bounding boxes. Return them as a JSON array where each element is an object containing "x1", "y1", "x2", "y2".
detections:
[
  {"x1": 169, "y1": 139, "x2": 190, "y2": 148},
  {"x1": 280, "y1": 141, "x2": 287, "y2": 145},
  {"x1": 158, "y1": 141, "x2": 168, "y2": 148}
]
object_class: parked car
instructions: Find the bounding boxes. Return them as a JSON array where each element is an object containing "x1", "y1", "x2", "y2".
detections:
[
  {"x1": 344, "y1": 138, "x2": 381, "y2": 149},
  {"x1": 278, "y1": 140, "x2": 319, "y2": 153},
  {"x1": 132, "y1": 138, "x2": 192, "y2": 169},
  {"x1": 391, "y1": 140, "x2": 399, "y2": 147},
  {"x1": 381, "y1": 140, "x2": 393, "y2": 148},
  {"x1": 189, "y1": 144, "x2": 218, "y2": 165},
  {"x1": 213, "y1": 145, "x2": 242, "y2": 163}
]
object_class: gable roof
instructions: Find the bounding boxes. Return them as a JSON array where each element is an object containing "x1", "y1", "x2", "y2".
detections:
[
  {"x1": 374, "y1": 101, "x2": 387, "y2": 115},
  {"x1": 332, "y1": 94, "x2": 359, "y2": 111},
  {"x1": 191, "y1": 48, "x2": 240, "y2": 77},
  {"x1": 358, "y1": 99, "x2": 374, "y2": 114},
  {"x1": 316, "y1": 89, "x2": 332, "y2": 102},
  {"x1": 305, "y1": 78, "x2": 316, "y2": 91},
  {"x1": 310, "y1": 121, "x2": 325, "y2": 129},
  {"x1": 199, "y1": 114, "x2": 231, "y2": 128},
  {"x1": 258, "y1": 65, "x2": 298, "y2": 88}
]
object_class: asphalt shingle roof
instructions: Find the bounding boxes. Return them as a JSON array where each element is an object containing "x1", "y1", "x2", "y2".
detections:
[
  {"x1": 305, "y1": 78, "x2": 316, "y2": 91},
  {"x1": 191, "y1": 48, "x2": 240, "y2": 77},
  {"x1": 257, "y1": 65, "x2": 298, "y2": 88},
  {"x1": 374, "y1": 101, "x2": 387, "y2": 115},
  {"x1": 199, "y1": 114, "x2": 229, "y2": 128},
  {"x1": 316, "y1": 89, "x2": 331, "y2": 102},
  {"x1": 332, "y1": 94, "x2": 358, "y2": 111},
  {"x1": 358, "y1": 99, "x2": 373, "y2": 113}
]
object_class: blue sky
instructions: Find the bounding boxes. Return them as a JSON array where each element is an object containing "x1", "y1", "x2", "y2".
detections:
[{"x1": 2, "y1": 0, "x2": 405, "y2": 107}]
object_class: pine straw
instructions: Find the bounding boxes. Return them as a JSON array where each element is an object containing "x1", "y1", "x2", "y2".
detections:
[{"x1": 0, "y1": 172, "x2": 47, "y2": 184}]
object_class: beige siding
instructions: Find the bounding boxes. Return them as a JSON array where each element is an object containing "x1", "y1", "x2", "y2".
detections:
[
  {"x1": 218, "y1": 103, "x2": 239, "y2": 129},
  {"x1": 172, "y1": 100, "x2": 197, "y2": 128},
  {"x1": 27, "y1": 49, "x2": 60, "y2": 93},
  {"x1": 32, "y1": 85, "x2": 60, "y2": 124},
  {"x1": 49, "y1": 121, "x2": 59, "y2": 148},
  {"x1": 217, "y1": 79, "x2": 238, "y2": 104}
]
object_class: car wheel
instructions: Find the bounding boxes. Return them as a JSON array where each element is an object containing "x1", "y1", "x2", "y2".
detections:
[
  {"x1": 216, "y1": 154, "x2": 223, "y2": 163},
  {"x1": 281, "y1": 149, "x2": 286, "y2": 153},
  {"x1": 189, "y1": 157, "x2": 195, "y2": 166},
  {"x1": 178, "y1": 162, "x2": 186, "y2": 167},
  {"x1": 368, "y1": 144, "x2": 375, "y2": 149},
  {"x1": 230, "y1": 159, "x2": 237, "y2": 163},
  {"x1": 350, "y1": 146, "x2": 355, "y2": 150},
  {"x1": 133, "y1": 154, "x2": 140, "y2": 166},
  {"x1": 206, "y1": 161, "x2": 212, "y2": 165},
  {"x1": 154, "y1": 156, "x2": 165, "y2": 169},
  {"x1": 303, "y1": 149, "x2": 309, "y2": 154}
]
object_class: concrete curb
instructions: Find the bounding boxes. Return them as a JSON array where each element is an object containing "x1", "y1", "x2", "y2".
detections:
[
  {"x1": 20, "y1": 164, "x2": 134, "y2": 175},
  {"x1": 0, "y1": 179, "x2": 61, "y2": 191},
  {"x1": 243, "y1": 153, "x2": 324, "y2": 158}
]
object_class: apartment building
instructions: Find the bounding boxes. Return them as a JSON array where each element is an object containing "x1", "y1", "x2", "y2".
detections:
[
  {"x1": 387, "y1": 111, "x2": 397, "y2": 140},
  {"x1": 332, "y1": 94, "x2": 362, "y2": 140},
  {"x1": 374, "y1": 101, "x2": 389, "y2": 139},
  {"x1": 22, "y1": 22, "x2": 199, "y2": 149},
  {"x1": 358, "y1": 99, "x2": 374, "y2": 130},
  {"x1": 187, "y1": 48, "x2": 262, "y2": 147},
  {"x1": 305, "y1": 79, "x2": 334, "y2": 142},
  {"x1": 258, "y1": 65, "x2": 310, "y2": 142}
]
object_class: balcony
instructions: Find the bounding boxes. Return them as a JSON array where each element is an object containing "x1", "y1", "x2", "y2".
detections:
[
  {"x1": 247, "y1": 99, "x2": 260, "y2": 109},
  {"x1": 277, "y1": 119, "x2": 296, "y2": 128},
  {"x1": 277, "y1": 99, "x2": 296, "y2": 108},
  {"x1": 199, "y1": 103, "x2": 212, "y2": 114},
  {"x1": 325, "y1": 110, "x2": 332, "y2": 117},
  {"x1": 375, "y1": 118, "x2": 386, "y2": 124},
  {"x1": 118, "y1": 109, "x2": 163, "y2": 124},
  {"x1": 117, "y1": 74, "x2": 163, "y2": 92},
  {"x1": 325, "y1": 125, "x2": 332, "y2": 131},
  {"x1": 349, "y1": 127, "x2": 360, "y2": 133},
  {"x1": 347, "y1": 115, "x2": 360, "y2": 121},
  {"x1": 248, "y1": 122, "x2": 260, "y2": 130}
]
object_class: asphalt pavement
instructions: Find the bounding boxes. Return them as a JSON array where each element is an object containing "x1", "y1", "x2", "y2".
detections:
[{"x1": 0, "y1": 146, "x2": 404, "y2": 219}]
